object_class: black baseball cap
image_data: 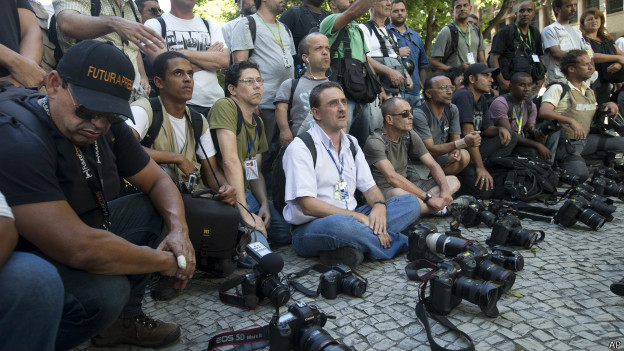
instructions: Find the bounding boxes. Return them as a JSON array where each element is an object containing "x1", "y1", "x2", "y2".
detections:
[
  {"x1": 464, "y1": 63, "x2": 500, "y2": 80},
  {"x1": 56, "y1": 40, "x2": 135, "y2": 122}
]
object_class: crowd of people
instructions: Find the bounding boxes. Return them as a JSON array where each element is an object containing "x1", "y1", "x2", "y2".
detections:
[{"x1": 1, "y1": 0, "x2": 624, "y2": 349}]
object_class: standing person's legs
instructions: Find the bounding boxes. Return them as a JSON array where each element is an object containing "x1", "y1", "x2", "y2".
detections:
[
  {"x1": 0, "y1": 252, "x2": 64, "y2": 351},
  {"x1": 260, "y1": 109, "x2": 278, "y2": 146}
]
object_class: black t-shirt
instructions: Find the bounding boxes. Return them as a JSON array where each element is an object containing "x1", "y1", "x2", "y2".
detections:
[
  {"x1": 452, "y1": 87, "x2": 493, "y2": 132},
  {"x1": 490, "y1": 24, "x2": 543, "y2": 58},
  {"x1": 0, "y1": 0, "x2": 34, "y2": 77},
  {"x1": 0, "y1": 95, "x2": 150, "y2": 231},
  {"x1": 279, "y1": 5, "x2": 331, "y2": 55}
]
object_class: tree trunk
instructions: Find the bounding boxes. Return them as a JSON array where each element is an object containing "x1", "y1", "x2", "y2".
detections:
[
  {"x1": 482, "y1": 0, "x2": 514, "y2": 37},
  {"x1": 424, "y1": 8, "x2": 436, "y2": 54},
  {"x1": 542, "y1": 0, "x2": 555, "y2": 26}
]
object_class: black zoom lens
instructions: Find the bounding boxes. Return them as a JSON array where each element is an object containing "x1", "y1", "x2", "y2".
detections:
[
  {"x1": 261, "y1": 276, "x2": 290, "y2": 307},
  {"x1": 453, "y1": 276, "x2": 501, "y2": 318},
  {"x1": 477, "y1": 260, "x2": 516, "y2": 293},
  {"x1": 299, "y1": 326, "x2": 353, "y2": 351},
  {"x1": 509, "y1": 227, "x2": 539, "y2": 249},
  {"x1": 577, "y1": 208, "x2": 606, "y2": 230},
  {"x1": 341, "y1": 275, "x2": 366, "y2": 297}
]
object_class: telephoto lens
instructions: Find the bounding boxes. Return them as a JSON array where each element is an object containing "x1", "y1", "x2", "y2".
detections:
[
  {"x1": 603, "y1": 180, "x2": 624, "y2": 200},
  {"x1": 554, "y1": 198, "x2": 606, "y2": 230},
  {"x1": 453, "y1": 276, "x2": 502, "y2": 318},
  {"x1": 476, "y1": 260, "x2": 516, "y2": 293}
]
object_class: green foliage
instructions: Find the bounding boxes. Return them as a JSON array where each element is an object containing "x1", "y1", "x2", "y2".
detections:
[{"x1": 195, "y1": 0, "x2": 239, "y2": 25}]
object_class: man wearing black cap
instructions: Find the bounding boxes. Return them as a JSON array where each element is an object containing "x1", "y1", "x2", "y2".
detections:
[
  {"x1": 452, "y1": 63, "x2": 517, "y2": 198},
  {"x1": 0, "y1": 40, "x2": 193, "y2": 349}
]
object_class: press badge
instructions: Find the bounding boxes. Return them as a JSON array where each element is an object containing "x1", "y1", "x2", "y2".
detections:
[
  {"x1": 244, "y1": 157, "x2": 259, "y2": 180},
  {"x1": 467, "y1": 53, "x2": 475, "y2": 64},
  {"x1": 532, "y1": 54, "x2": 540, "y2": 63},
  {"x1": 334, "y1": 180, "x2": 349, "y2": 201},
  {"x1": 283, "y1": 55, "x2": 292, "y2": 68}
]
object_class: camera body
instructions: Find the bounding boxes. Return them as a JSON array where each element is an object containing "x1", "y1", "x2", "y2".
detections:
[
  {"x1": 459, "y1": 200, "x2": 497, "y2": 228},
  {"x1": 487, "y1": 247, "x2": 524, "y2": 272},
  {"x1": 554, "y1": 197, "x2": 606, "y2": 230},
  {"x1": 241, "y1": 243, "x2": 290, "y2": 308},
  {"x1": 405, "y1": 222, "x2": 441, "y2": 262},
  {"x1": 268, "y1": 302, "x2": 353, "y2": 351},
  {"x1": 488, "y1": 214, "x2": 539, "y2": 249},
  {"x1": 319, "y1": 264, "x2": 367, "y2": 299}
]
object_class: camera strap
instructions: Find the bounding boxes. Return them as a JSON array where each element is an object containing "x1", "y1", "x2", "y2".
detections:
[
  {"x1": 206, "y1": 325, "x2": 270, "y2": 351},
  {"x1": 415, "y1": 302, "x2": 475, "y2": 351},
  {"x1": 218, "y1": 275, "x2": 259, "y2": 310}
]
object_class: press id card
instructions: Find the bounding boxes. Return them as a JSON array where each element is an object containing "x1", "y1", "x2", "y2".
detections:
[
  {"x1": 244, "y1": 157, "x2": 259, "y2": 180},
  {"x1": 532, "y1": 54, "x2": 540, "y2": 63},
  {"x1": 334, "y1": 180, "x2": 349, "y2": 201},
  {"x1": 283, "y1": 55, "x2": 292, "y2": 68},
  {"x1": 467, "y1": 52, "x2": 475, "y2": 64}
]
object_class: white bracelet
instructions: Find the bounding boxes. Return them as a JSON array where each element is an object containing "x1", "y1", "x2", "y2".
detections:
[
  {"x1": 176, "y1": 255, "x2": 187, "y2": 270},
  {"x1": 454, "y1": 138, "x2": 467, "y2": 149}
]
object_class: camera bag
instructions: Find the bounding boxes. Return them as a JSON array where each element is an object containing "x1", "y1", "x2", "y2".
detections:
[
  {"x1": 488, "y1": 155, "x2": 559, "y2": 202},
  {"x1": 328, "y1": 27, "x2": 381, "y2": 104}
]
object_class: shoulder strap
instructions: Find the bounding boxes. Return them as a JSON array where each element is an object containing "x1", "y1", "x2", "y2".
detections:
[
  {"x1": 127, "y1": 0, "x2": 140, "y2": 23},
  {"x1": 443, "y1": 23, "x2": 459, "y2": 64},
  {"x1": 234, "y1": 100, "x2": 263, "y2": 138},
  {"x1": 347, "y1": 135, "x2": 357, "y2": 159},
  {"x1": 287, "y1": 78, "x2": 300, "y2": 127},
  {"x1": 141, "y1": 97, "x2": 163, "y2": 148},
  {"x1": 504, "y1": 94, "x2": 514, "y2": 120},
  {"x1": 0, "y1": 96, "x2": 56, "y2": 159},
  {"x1": 416, "y1": 302, "x2": 476, "y2": 351},
  {"x1": 202, "y1": 18, "x2": 211, "y2": 37},
  {"x1": 188, "y1": 110, "x2": 204, "y2": 145},
  {"x1": 329, "y1": 28, "x2": 348, "y2": 58},
  {"x1": 91, "y1": 0, "x2": 100, "y2": 16},
  {"x1": 365, "y1": 20, "x2": 389, "y2": 57},
  {"x1": 297, "y1": 132, "x2": 317, "y2": 167},
  {"x1": 157, "y1": 16, "x2": 167, "y2": 41},
  {"x1": 244, "y1": 15, "x2": 257, "y2": 58}
]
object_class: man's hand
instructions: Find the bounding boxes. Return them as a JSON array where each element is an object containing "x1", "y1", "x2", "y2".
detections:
[
  {"x1": 176, "y1": 156, "x2": 198, "y2": 179},
  {"x1": 536, "y1": 144, "x2": 552, "y2": 160},
  {"x1": 215, "y1": 184, "x2": 236, "y2": 205},
  {"x1": 378, "y1": 89, "x2": 387, "y2": 105},
  {"x1": 532, "y1": 129, "x2": 547, "y2": 144},
  {"x1": 207, "y1": 42, "x2": 225, "y2": 53},
  {"x1": 398, "y1": 46, "x2": 410, "y2": 57},
  {"x1": 280, "y1": 128, "x2": 294, "y2": 146},
  {"x1": 475, "y1": 167, "x2": 493, "y2": 191},
  {"x1": 465, "y1": 131, "x2": 481, "y2": 147},
  {"x1": 368, "y1": 204, "x2": 389, "y2": 248},
  {"x1": 498, "y1": 78, "x2": 511, "y2": 92},
  {"x1": 607, "y1": 62, "x2": 622, "y2": 73},
  {"x1": 242, "y1": 211, "x2": 267, "y2": 237},
  {"x1": 448, "y1": 149, "x2": 461, "y2": 164},
  {"x1": 140, "y1": 74, "x2": 151, "y2": 96},
  {"x1": 387, "y1": 69, "x2": 405, "y2": 87},
  {"x1": 439, "y1": 191, "x2": 454, "y2": 207},
  {"x1": 426, "y1": 196, "x2": 446, "y2": 212},
  {"x1": 157, "y1": 229, "x2": 196, "y2": 289},
  {"x1": 257, "y1": 202, "x2": 272, "y2": 229},
  {"x1": 498, "y1": 127, "x2": 512, "y2": 146},
  {"x1": 568, "y1": 118, "x2": 586, "y2": 140},
  {"x1": 462, "y1": 62, "x2": 471, "y2": 69},
  {"x1": 605, "y1": 102, "x2": 619, "y2": 117},
  {"x1": 113, "y1": 18, "x2": 165, "y2": 51},
  {"x1": 7, "y1": 56, "x2": 46, "y2": 87},
  {"x1": 405, "y1": 75, "x2": 414, "y2": 90}
]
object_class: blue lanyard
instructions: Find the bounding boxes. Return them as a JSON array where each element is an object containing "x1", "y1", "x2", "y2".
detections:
[
  {"x1": 321, "y1": 141, "x2": 344, "y2": 180},
  {"x1": 244, "y1": 115, "x2": 258, "y2": 159},
  {"x1": 437, "y1": 111, "x2": 447, "y2": 137}
]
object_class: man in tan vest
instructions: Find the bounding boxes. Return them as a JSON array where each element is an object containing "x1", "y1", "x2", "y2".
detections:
[{"x1": 539, "y1": 49, "x2": 622, "y2": 181}]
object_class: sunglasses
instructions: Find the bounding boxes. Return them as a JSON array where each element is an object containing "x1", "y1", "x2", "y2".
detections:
[
  {"x1": 389, "y1": 110, "x2": 412, "y2": 118},
  {"x1": 67, "y1": 85, "x2": 122, "y2": 124},
  {"x1": 148, "y1": 7, "x2": 163, "y2": 15}
]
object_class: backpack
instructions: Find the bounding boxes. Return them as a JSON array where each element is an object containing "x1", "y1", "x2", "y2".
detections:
[
  {"x1": 272, "y1": 132, "x2": 357, "y2": 215},
  {"x1": 533, "y1": 81, "x2": 569, "y2": 113},
  {"x1": 286, "y1": 78, "x2": 300, "y2": 128},
  {"x1": 140, "y1": 98, "x2": 204, "y2": 149},
  {"x1": 48, "y1": 0, "x2": 140, "y2": 65},
  {"x1": 210, "y1": 99, "x2": 264, "y2": 154},
  {"x1": 442, "y1": 23, "x2": 481, "y2": 65},
  {"x1": 492, "y1": 25, "x2": 546, "y2": 82},
  {"x1": 489, "y1": 155, "x2": 559, "y2": 201}
]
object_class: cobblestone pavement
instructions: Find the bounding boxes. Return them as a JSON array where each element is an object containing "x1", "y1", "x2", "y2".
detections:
[{"x1": 73, "y1": 198, "x2": 624, "y2": 351}]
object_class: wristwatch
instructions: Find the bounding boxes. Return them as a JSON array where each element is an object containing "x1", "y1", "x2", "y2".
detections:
[{"x1": 423, "y1": 193, "x2": 432, "y2": 203}]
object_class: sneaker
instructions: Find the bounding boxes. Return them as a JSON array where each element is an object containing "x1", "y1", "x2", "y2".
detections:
[
  {"x1": 448, "y1": 195, "x2": 476, "y2": 217},
  {"x1": 611, "y1": 278, "x2": 624, "y2": 296},
  {"x1": 91, "y1": 313, "x2": 181, "y2": 348},
  {"x1": 319, "y1": 247, "x2": 364, "y2": 268},
  {"x1": 434, "y1": 206, "x2": 448, "y2": 217},
  {"x1": 150, "y1": 274, "x2": 181, "y2": 301}
]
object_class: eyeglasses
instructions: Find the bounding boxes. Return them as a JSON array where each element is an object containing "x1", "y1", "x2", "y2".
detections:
[
  {"x1": 238, "y1": 78, "x2": 264, "y2": 86},
  {"x1": 433, "y1": 85, "x2": 456, "y2": 92},
  {"x1": 389, "y1": 110, "x2": 412, "y2": 118},
  {"x1": 148, "y1": 7, "x2": 163, "y2": 15},
  {"x1": 67, "y1": 85, "x2": 121, "y2": 124}
]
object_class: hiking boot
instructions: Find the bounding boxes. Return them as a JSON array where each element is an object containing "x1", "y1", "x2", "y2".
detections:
[
  {"x1": 611, "y1": 278, "x2": 624, "y2": 296},
  {"x1": 320, "y1": 247, "x2": 364, "y2": 269},
  {"x1": 150, "y1": 274, "x2": 181, "y2": 301},
  {"x1": 91, "y1": 313, "x2": 181, "y2": 348}
]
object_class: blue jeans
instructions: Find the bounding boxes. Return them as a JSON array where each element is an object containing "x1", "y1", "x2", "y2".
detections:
[
  {"x1": 0, "y1": 252, "x2": 64, "y2": 351},
  {"x1": 245, "y1": 192, "x2": 291, "y2": 246},
  {"x1": 51, "y1": 193, "x2": 166, "y2": 350},
  {"x1": 291, "y1": 194, "x2": 420, "y2": 260}
]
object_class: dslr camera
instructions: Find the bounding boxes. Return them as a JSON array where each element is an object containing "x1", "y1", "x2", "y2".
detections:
[
  {"x1": 319, "y1": 264, "x2": 367, "y2": 299},
  {"x1": 425, "y1": 260, "x2": 502, "y2": 318},
  {"x1": 269, "y1": 302, "x2": 354, "y2": 351},
  {"x1": 488, "y1": 214, "x2": 543, "y2": 249},
  {"x1": 455, "y1": 199, "x2": 497, "y2": 228},
  {"x1": 241, "y1": 242, "x2": 291, "y2": 308},
  {"x1": 554, "y1": 196, "x2": 607, "y2": 230}
]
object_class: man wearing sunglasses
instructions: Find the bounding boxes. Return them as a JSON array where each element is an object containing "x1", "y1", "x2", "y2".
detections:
[
  {"x1": 135, "y1": 0, "x2": 162, "y2": 23},
  {"x1": 0, "y1": 41, "x2": 193, "y2": 349},
  {"x1": 364, "y1": 97, "x2": 459, "y2": 215}
]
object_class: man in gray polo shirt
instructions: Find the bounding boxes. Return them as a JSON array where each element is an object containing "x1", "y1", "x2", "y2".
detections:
[
  {"x1": 412, "y1": 75, "x2": 476, "y2": 176},
  {"x1": 428, "y1": 0, "x2": 485, "y2": 71}
]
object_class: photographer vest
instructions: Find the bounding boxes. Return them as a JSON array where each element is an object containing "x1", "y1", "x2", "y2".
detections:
[
  {"x1": 131, "y1": 97, "x2": 209, "y2": 187},
  {"x1": 556, "y1": 85, "x2": 596, "y2": 139},
  {"x1": 362, "y1": 20, "x2": 406, "y2": 95}
]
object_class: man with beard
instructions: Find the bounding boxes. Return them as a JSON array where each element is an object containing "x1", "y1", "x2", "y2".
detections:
[
  {"x1": 452, "y1": 63, "x2": 517, "y2": 198},
  {"x1": 222, "y1": 0, "x2": 256, "y2": 49},
  {"x1": 387, "y1": 0, "x2": 428, "y2": 108}
]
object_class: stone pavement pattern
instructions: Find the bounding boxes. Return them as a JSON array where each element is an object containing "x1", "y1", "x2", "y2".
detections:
[{"x1": 73, "y1": 200, "x2": 624, "y2": 351}]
